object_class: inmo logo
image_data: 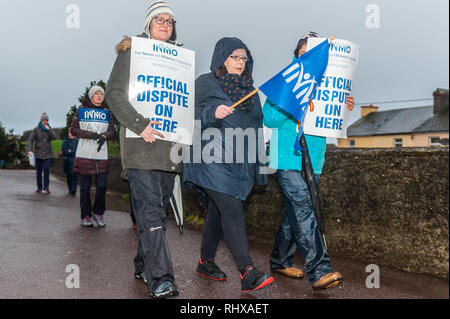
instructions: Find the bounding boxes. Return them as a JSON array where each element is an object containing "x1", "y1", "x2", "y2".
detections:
[
  {"x1": 330, "y1": 42, "x2": 351, "y2": 54},
  {"x1": 84, "y1": 110, "x2": 107, "y2": 120},
  {"x1": 282, "y1": 62, "x2": 317, "y2": 105},
  {"x1": 153, "y1": 43, "x2": 178, "y2": 56}
]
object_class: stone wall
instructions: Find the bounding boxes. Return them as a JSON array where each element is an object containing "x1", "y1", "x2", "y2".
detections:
[
  {"x1": 51, "y1": 156, "x2": 130, "y2": 194},
  {"x1": 50, "y1": 148, "x2": 449, "y2": 279}
]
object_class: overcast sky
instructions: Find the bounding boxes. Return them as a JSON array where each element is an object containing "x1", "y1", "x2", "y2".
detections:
[{"x1": 0, "y1": 0, "x2": 448, "y2": 135}]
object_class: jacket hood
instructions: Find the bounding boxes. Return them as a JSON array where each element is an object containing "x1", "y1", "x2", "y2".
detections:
[{"x1": 210, "y1": 37, "x2": 254, "y2": 75}]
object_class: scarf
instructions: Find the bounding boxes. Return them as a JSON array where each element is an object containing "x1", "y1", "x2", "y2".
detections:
[
  {"x1": 217, "y1": 73, "x2": 255, "y2": 112},
  {"x1": 38, "y1": 122, "x2": 47, "y2": 131}
]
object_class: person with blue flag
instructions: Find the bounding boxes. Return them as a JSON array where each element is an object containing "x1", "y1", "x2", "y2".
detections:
[{"x1": 262, "y1": 32, "x2": 354, "y2": 290}]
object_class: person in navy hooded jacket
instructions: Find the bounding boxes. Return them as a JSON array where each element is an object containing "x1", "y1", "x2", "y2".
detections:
[{"x1": 183, "y1": 37, "x2": 273, "y2": 292}]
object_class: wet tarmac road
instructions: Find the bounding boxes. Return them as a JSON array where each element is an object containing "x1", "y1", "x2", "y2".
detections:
[{"x1": 0, "y1": 170, "x2": 448, "y2": 299}]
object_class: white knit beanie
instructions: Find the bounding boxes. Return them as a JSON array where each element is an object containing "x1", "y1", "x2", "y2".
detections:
[
  {"x1": 88, "y1": 86, "x2": 104, "y2": 100},
  {"x1": 144, "y1": 1, "x2": 174, "y2": 36}
]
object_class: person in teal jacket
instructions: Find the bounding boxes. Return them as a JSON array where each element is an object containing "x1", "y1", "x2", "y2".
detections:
[{"x1": 263, "y1": 31, "x2": 354, "y2": 290}]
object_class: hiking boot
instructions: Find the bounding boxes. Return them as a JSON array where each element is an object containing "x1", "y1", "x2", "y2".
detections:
[
  {"x1": 312, "y1": 272, "x2": 343, "y2": 290},
  {"x1": 134, "y1": 270, "x2": 149, "y2": 284},
  {"x1": 93, "y1": 214, "x2": 106, "y2": 228},
  {"x1": 240, "y1": 266, "x2": 274, "y2": 292},
  {"x1": 150, "y1": 281, "x2": 179, "y2": 299},
  {"x1": 81, "y1": 216, "x2": 93, "y2": 227},
  {"x1": 273, "y1": 267, "x2": 305, "y2": 279},
  {"x1": 196, "y1": 258, "x2": 227, "y2": 281}
]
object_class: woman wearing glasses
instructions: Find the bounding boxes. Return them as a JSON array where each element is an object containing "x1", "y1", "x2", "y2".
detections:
[
  {"x1": 183, "y1": 37, "x2": 274, "y2": 292},
  {"x1": 106, "y1": 1, "x2": 181, "y2": 299}
]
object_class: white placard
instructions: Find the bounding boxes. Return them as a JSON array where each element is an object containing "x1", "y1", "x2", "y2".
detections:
[
  {"x1": 127, "y1": 37, "x2": 195, "y2": 145},
  {"x1": 75, "y1": 108, "x2": 109, "y2": 160},
  {"x1": 28, "y1": 152, "x2": 35, "y2": 167},
  {"x1": 303, "y1": 38, "x2": 359, "y2": 138}
]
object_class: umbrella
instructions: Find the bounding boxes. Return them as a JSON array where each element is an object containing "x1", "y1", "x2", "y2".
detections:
[
  {"x1": 169, "y1": 174, "x2": 184, "y2": 235},
  {"x1": 299, "y1": 133, "x2": 327, "y2": 249}
]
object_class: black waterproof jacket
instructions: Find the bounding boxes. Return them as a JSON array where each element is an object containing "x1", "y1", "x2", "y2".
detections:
[{"x1": 62, "y1": 137, "x2": 79, "y2": 174}]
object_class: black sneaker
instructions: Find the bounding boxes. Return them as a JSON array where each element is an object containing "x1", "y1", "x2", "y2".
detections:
[
  {"x1": 134, "y1": 270, "x2": 149, "y2": 284},
  {"x1": 196, "y1": 258, "x2": 227, "y2": 281},
  {"x1": 150, "y1": 281, "x2": 179, "y2": 299},
  {"x1": 240, "y1": 266, "x2": 274, "y2": 292}
]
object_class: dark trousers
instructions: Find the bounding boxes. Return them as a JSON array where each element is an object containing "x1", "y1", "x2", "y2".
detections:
[
  {"x1": 128, "y1": 182, "x2": 136, "y2": 224},
  {"x1": 35, "y1": 158, "x2": 52, "y2": 191},
  {"x1": 201, "y1": 188, "x2": 253, "y2": 274},
  {"x1": 79, "y1": 173, "x2": 107, "y2": 219},
  {"x1": 128, "y1": 169, "x2": 176, "y2": 291},
  {"x1": 66, "y1": 173, "x2": 78, "y2": 193},
  {"x1": 270, "y1": 170, "x2": 332, "y2": 284}
]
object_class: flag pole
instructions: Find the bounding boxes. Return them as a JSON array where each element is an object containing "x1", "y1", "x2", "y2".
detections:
[{"x1": 230, "y1": 88, "x2": 260, "y2": 109}]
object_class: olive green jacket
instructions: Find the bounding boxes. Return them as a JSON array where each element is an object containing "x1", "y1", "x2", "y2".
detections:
[{"x1": 105, "y1": 33, "x2": 181, "y2": 177}]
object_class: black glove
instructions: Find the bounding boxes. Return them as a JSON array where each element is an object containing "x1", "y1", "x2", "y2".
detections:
[
  {"x1": 96, "y1": 135, "x2": 106, "y2": 152},
  {"x1": 91, "y1": 133, "x2": 106, "y2": 152},
  {"x1": 91, "y1": 132, "x2": 101, "y2": 140}
]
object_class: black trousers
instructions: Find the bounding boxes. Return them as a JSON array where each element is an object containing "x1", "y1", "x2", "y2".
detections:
[
  {"x1": 66, "y1": 173, "x2": 77, "y2": 193},
  {"x1": 201, "y1": 188, "x2": 253, "y2": 273},
  {"x1": 79, "y1": 173, "x2": 107, "y2": 219},
  {"x1": 128, "y1": 169, "x2": 176, "y2": 291}
]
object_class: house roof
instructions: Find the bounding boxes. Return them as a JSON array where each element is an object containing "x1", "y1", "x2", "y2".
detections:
[
  {"x1": 347, "y1": 106, "x2": 437, "y2": 137},
  {"x1": 412, "y1": 109, "x2": 449, "y2": 133}
]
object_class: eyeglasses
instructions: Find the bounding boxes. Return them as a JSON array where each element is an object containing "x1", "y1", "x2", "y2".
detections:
[
  {"x1": 153, "y1": 16, "x2": 176, "y2": 27},
  {"x1": 229, "y1": 55, "x2": 249, "y2": 63}
]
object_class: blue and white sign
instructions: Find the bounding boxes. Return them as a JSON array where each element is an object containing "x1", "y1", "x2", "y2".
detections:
[
  {"x1": 127, "y1": 37, "x2": 195, "y2": 145},
  {"x1": 75, "y1": 108, "x2": 110, "y2": 160},
  {"x1": 303, "y1": 38, "x2": 359, "y2": 138}
]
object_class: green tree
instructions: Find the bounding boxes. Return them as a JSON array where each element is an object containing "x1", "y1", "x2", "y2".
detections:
[{"x1": 0, "y1": 121, "x2": 26, "y2": 166}]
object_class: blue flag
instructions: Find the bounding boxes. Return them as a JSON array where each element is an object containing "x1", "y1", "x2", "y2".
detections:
[{"x1": 259, "y1": 39, "x2": 330, "y2": 149}]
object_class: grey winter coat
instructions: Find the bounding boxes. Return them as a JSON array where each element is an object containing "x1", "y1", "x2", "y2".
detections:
[
  {"x1": 27, "y1": 123, "x2": 57, "y2": 159},
  {"x1": 105, "y1": 33, "x2": 181, "y2": 177}
]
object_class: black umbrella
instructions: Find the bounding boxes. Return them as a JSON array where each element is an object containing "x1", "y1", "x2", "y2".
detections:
[{"x1": 299, "y1": 133, "x2": 327, "y2": 249}]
